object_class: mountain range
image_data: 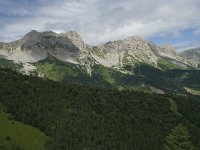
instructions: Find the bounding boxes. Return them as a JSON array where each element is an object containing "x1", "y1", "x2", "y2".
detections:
[{"x1": 0, "y1": 30, "x2": 200, "y2": 94}]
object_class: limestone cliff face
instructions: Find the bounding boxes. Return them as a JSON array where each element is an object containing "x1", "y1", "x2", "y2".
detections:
[
  {"x1": 0, "y1": 30, "x2": 198, "y2": 72},
  {"x1": 89, "y1": 36, "x2": 189, "y2": 69},
  {"x1": 0, "y1": 30, "x2": 92, "y2": 65}
]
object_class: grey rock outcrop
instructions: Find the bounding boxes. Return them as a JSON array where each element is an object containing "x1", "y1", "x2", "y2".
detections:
[{"x1": 90, "y1": 36, "x2": 159, "y2": 67}]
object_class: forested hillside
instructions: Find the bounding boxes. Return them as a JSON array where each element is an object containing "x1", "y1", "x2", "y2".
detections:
[
  {"x1": 34, "y1": 57, "x2": 200, "y2": 94},
  {"x1": 0, "y1": 68, "x2": 200, "y2": 150},
  {"x1": 1, "y1": 56, "x2": 200, "y2": 95}
]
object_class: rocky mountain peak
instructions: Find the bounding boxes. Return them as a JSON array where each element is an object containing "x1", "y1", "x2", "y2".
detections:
[
  {"x1": 42, "y1": 31, "x2": 57, "y2": 37},
  {"x1": 159, "y1": 44, "x2": 176, "y2": 52},
  {"x1": 22, "y1": 30, "x2": 43, "y2": 44},
  {"x1": 60, "y1": 31, "x2": 86, "y2": 51},
  {"x1": 124, "y1": 36, "x2": 152, "y2": 51},
  {"x1": 98, "y1": 35, "x2": 151, "y2": 52},
  {"x1": 65, "y1": 31, "x2": 81, "y2": 37},
  {"x1": 125, "y1": 36, "x2": 145, "y2": 41},
  {"x1": 24, "y1": 30, "x2": 41, "y2": 38}
]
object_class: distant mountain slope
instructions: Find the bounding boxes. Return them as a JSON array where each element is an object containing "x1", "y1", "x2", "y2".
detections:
[
  {"x1": 1, "y1": 55, "x2": 200, "y2": 95},
  {"x1": 180, "y1": 47, "x2": 200, "y2": 67},
  {"x1": 32, "y1": 56, "x2": 200, "y2": 94}
]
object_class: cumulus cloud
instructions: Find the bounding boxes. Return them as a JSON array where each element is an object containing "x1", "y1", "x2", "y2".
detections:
[{"x1": 0, "y1": 0, "x2": 200, "y2": 45}]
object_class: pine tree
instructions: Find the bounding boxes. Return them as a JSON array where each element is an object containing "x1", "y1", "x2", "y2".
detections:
[{"x1": 164, "y1": 124, "x2": 194, "y2": 150}]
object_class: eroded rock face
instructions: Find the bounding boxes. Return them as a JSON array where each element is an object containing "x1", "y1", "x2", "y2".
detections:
[
  {"x1": 98, "y1": 36, "x2": 151, "y2": 53},
  {"x1": 91, "y1": 36, "x2": 161, "y2": 67}
]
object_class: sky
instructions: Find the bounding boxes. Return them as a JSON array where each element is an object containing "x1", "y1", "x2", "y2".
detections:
[{"x1": 0, "y1": 0, "x2": 200, "y2": 50}]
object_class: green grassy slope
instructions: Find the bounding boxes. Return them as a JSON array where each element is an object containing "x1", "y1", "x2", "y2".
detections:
[
  {"x1": 35, "y1": 57, "x2": 97, "y2": 85},
  {"x1": 0, "y1": 104, "x2": 48, "y2": 150}
]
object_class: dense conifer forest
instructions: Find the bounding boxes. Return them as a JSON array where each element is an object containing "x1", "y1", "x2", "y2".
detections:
[{"x1": 0, "y1": 68, "x2": 200, "y2": 150}]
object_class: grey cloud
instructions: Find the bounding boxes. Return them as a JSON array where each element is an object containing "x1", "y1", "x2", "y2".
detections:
[
  {"x1": 0, "y1": 0, "x2": 200, "y2": 45},
  {"x1": 44, "y1": 22, "x2": 83, "y2": 33}
]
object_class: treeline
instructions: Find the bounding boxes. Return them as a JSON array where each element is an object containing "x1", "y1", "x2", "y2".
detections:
[{"x1": 0, "y1": 68, "x2": 200, "y2": 150}]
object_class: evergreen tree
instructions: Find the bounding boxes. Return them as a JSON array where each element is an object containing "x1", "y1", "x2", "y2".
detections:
[{"x1": 164, "y1": 124, "x2": 194, "y2": 150}]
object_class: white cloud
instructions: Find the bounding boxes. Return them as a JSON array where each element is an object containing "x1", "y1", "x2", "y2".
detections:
[{"x1": 0, "y1": 0, "x2": 200, "y2": 45}]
